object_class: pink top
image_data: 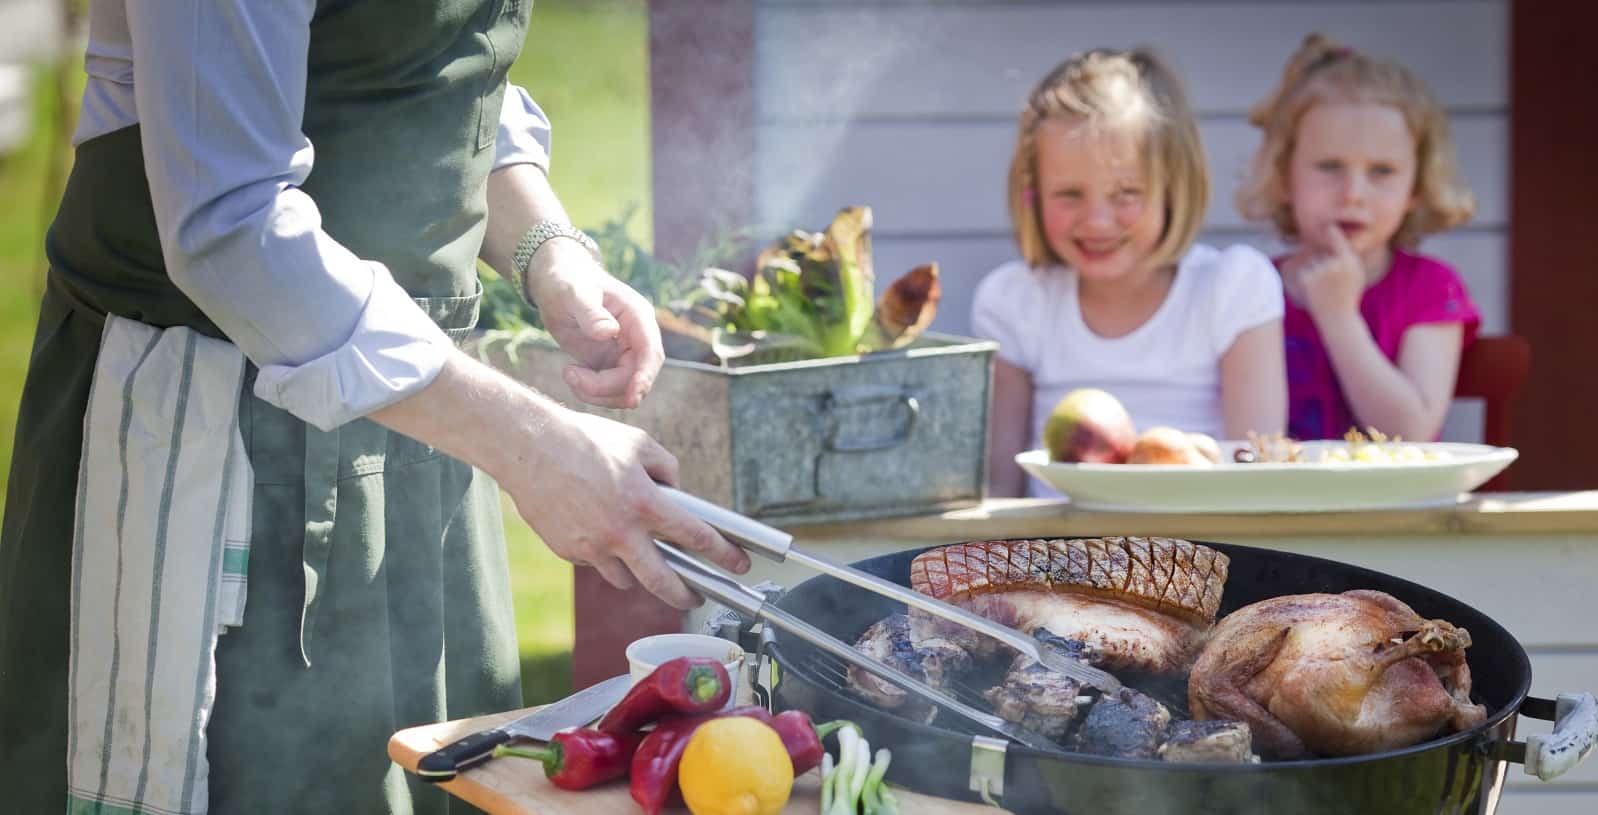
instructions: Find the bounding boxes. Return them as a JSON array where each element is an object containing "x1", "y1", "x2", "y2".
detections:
[{"x1": 1282, "y1": 248, "x2": 1481, "y2": 441}]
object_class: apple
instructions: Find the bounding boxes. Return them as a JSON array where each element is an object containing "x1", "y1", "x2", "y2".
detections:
[
  {"x1": 1186, "y1": 432, "x2": 1222, "y2": 465},
  {"x1": 1128, "y1": 426, "x2": 1212, "y2": 466},
  {"x1": 1044, "y1": 388, "x2": 1137, "y2": 463}
]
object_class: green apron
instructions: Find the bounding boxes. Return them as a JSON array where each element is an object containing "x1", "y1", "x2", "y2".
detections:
[{"x1": 0, "y1": 1, "x2": 531, "y2": 811}]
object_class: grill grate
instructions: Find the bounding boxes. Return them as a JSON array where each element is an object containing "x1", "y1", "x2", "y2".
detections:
[
  {"x1": 780, "y1": 636, "x2": 1195, "y2": 746},
  {"x1": 797, "y1": 648, "x2": 1005, "y2": 712}
]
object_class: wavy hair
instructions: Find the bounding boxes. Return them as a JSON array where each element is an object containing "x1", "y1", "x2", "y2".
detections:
[
  {"x1": 1236, "y1": 33, "x2": 1475, "y2": 247},
  {"x1": 1007, "y1": 48, "x2": 1208, "y2": 271}
]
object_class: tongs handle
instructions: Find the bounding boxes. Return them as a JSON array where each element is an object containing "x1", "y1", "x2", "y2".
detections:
[
  {"x1": 661, "y1": 486, "x2": 792, "y2": 562},
  {"x1": 655, "y1": 540, "x2": 766, "y2": 618}
]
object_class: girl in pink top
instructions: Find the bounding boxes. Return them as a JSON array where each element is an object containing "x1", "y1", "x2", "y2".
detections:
[{"x1": 1238, "y1": 34, "x2": 1480, "y2": 441}]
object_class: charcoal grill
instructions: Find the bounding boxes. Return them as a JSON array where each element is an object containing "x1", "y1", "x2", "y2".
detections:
[{"x1": 761, "y1": 539, "x2": 1596, "y2": 815}]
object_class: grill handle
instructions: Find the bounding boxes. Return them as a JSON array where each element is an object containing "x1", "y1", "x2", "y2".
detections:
[{"x1": 1518, "y1": 692, "x2": 1598, "y2": 781}]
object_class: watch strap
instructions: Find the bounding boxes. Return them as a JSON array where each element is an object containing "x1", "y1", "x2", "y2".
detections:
[{"x1": 511, "y1": 221, "x2": 602, "y2": 294}]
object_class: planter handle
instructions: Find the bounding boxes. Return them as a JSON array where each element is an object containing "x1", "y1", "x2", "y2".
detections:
[{"x1": 821, "y1": 384, "x2": 920, "y2": 453}]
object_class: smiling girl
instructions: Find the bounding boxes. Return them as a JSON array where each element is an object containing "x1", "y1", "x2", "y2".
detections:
[
  {"x1": 1239, "y1": 35, "x2": 1479, "y2": 442},
  {"x1": 973, "y1": 49, "x2": 1286, "y2": 497}
]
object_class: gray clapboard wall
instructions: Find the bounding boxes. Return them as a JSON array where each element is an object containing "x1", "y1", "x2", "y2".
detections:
[{"x1": 753, "y1": 0, "x2": 1507, "y2": 442}]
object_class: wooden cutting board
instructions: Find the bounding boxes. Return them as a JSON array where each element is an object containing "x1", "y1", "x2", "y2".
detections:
[{"x1": 389, "y1": 706, "x2": 1009, "y2": 814}]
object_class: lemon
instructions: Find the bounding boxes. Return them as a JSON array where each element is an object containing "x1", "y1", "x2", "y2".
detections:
[{"x1": 678, "y1": 716, "x2": 794, "y2": 815}]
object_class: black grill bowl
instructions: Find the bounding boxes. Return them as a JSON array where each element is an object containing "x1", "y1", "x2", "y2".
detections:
[{"x1": 768, "y1": 539, "x2": 1530, "y2": 815}]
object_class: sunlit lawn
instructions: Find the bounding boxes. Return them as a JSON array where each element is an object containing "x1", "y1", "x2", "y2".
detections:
[
  {"x1": 503, "y1": 493, "x2": 578, "y2": 706},
  {"x1": 0, "y1": 0, "x2": 650, "y2": 709}
]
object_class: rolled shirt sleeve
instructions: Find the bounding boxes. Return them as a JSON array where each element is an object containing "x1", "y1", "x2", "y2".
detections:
[
  {"x1": 125, "y1": 0, "x2": 452, "y2": 431},
  {"x1": 494, "y1": 84, "x2": 553, "y2": 172}
]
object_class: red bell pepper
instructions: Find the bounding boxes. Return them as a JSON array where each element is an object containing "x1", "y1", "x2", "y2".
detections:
[
  {"x1": 629, "y1": 705, "x2": 772, "y2": 815},
  {"x1": 492, "y1": 728, "x2": 642, "y2": 791},
  {"x1": 596, "y1": 656, "x2": 731, "y2": 735},
  {"x1": 769, "y1": 709, "x2": 853, "y2": 775}
]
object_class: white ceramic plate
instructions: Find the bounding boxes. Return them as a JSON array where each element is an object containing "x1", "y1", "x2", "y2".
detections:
[{"x1": 1015, "y1": 442, "x2": 1519, "y2": 513}]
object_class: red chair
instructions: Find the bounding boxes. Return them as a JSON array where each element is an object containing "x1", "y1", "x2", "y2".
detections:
[{"x1": 1453, "y1": 334, "x2": 1531, "y2": 490}]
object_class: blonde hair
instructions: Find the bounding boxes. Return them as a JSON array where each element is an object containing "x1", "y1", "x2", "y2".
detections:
[
  {"x1": 1007, "y1": 48, "x2": 1209, "y2": 271},
  {"x1": 1237, "y1": 34, "x2": 1475, "y2": 248}
]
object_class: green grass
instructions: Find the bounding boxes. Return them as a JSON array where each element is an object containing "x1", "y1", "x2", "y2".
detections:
[
  {"x1": 0, "y1": 0, "x2": 651, "y2": 708},
  {"x1": 0, "y1": 64, "x2": 75, "y2": 507},
  {"x1": 504, "y1": 493, "x2": 578, "y2": 706},
  {"x1": 512, "y1": 0, "x2": 653, "y2": 249}
]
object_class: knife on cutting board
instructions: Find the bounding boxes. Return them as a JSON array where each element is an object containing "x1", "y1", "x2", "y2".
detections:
[{"x1": 417, "y1": 673, "x2": 632, "y2": 782}]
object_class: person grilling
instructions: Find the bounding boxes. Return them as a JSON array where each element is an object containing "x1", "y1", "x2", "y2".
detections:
[{"x1": 0, "y1": 2, "x2": 750, "y2": 812}]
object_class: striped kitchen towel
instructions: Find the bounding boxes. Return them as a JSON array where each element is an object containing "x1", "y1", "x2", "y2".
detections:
[{"x1": 67, "y1": 315, "x2": 253, "y2": 815}]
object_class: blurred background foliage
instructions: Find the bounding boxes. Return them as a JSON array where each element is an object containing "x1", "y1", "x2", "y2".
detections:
[{"x1": 0, "y1": 0, "x2": 651, "y2": 706}]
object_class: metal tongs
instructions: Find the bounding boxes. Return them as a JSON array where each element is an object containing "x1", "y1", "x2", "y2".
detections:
[
  {"x1": 655, "y1": 487, "x2": 1122, "y2": 751},
  {"x1": 651, "y1": 544, "x2": 1060, "y2": 751}
]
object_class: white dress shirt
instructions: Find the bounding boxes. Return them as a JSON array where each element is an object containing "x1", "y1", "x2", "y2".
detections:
[{"x1": 74, "y1": 0, "x2": 553, "y2": 431}]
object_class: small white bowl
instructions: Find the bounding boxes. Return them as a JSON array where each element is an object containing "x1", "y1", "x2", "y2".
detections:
[{"x1": 625, "y1": 633, "x2": 745, "y2": 710}]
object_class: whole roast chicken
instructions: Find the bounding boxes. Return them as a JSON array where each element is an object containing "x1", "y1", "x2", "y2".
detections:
[{"x1": 1188, "y1": 590, "x2": 1487, "y2": 759}]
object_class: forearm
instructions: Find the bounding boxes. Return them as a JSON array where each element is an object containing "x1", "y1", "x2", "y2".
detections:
[
  {"x1": 482, "y1": 163, "x2": 572, "y2": 285},
  {"x1": 1223, "y1": 394, "x2": 1285, "y2": 440},
  {"x1": 370, "y1": 344, "x2": 755, "y2": 611},
  {"x1": 1316, "y1": 312, "x2": 1438, "y2": 439},
  {"x1": 988, "y1": 422, "x2": 1029, "y2": 498},
  {"x1": 369, "y1": 349, "x2": 564, "y2": 484},
  {"x1": 1220, "y1": 322, "x2": 1287, "y2": 438},
  {"x1": 986, "y1": 362, "x2": 1033, "y2": 498}
]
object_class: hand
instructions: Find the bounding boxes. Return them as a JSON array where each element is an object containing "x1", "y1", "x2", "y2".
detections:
[
  {"x1": 507, "y1": 406, "x2": 752, "y2": 610},
  {"x1": 1285, "y1": 224, "x2": 1365, "y2": 321},
  {"x1": 525, "y1": 239, "x2": 665, "y2": 409}
]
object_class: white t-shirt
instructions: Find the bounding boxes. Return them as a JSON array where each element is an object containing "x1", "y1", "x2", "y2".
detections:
[{"x1": 971, "y1": 243, "x2": 1284, "y2": 497}]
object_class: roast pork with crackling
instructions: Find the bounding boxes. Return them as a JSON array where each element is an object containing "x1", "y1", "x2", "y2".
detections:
[{"x1": 908, "y1": 537, "x2": 1229, "y2": 674}]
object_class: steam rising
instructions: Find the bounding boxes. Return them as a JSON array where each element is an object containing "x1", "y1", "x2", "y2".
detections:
[{"x1": 752, "y1": 7, "x2": 915, "y2": 232}]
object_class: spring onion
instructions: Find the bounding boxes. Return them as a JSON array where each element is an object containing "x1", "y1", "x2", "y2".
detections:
[{"x1": 820, "y1": 752, "x2": 835, "y2": 812}]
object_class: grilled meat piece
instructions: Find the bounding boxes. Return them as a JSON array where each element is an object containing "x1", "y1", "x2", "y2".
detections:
[
  {"x1": 1188, "y1": 590, "x2": 1488, "y2": 759},
  {"x1": 1072, "y1": 688, "x2": 1172, "y2": 759},
  {"x1": 1158, "y1": 719, "x2": 1257, "y2": 763},
  {"x1": 982, "y1": 632, "x2": 1092, "y2": 742},
  {"x1": 1034, "y1": 627, "x2": 1096, "y2": 662},
  {"x1": 909, "y1": 537, "x2": 1228, "y2": 674},
  {"x1": 846, "y1": 613, "x2": 971, "y2": 721}
]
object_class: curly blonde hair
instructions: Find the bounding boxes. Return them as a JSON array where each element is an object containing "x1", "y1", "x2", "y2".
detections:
[
  {"x1": 1236, "y1": 34, "x2": 1475, "y2": 248},
  {"x1": 1007, "y1": 48, "x2": 1208, "y2": 271}
]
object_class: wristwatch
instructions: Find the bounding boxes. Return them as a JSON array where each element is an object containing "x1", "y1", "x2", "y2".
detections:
[{"x1": 511, "y1": 220, "x2": 602, "y2": 294}]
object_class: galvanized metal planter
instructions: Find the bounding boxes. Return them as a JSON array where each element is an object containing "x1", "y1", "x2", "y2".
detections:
[{"x1": 477, "y1": 332, "x2": 996, "y2": 524}]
